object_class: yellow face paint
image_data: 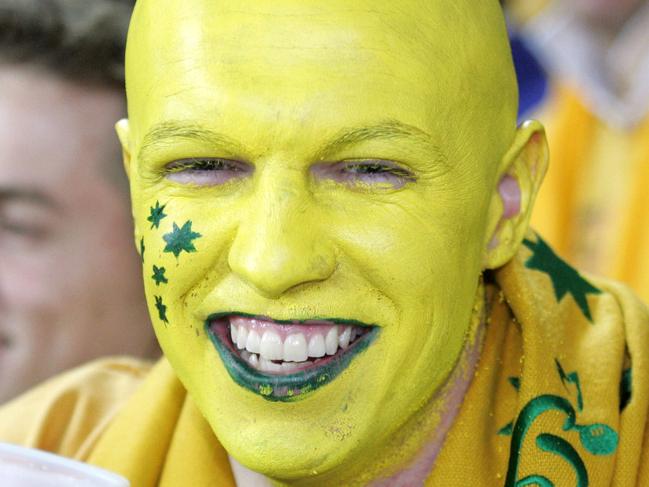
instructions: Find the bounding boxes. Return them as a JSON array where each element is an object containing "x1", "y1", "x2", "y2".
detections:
[{"x1": 121, "y1": 0, "x2": 528, "y2": 482}]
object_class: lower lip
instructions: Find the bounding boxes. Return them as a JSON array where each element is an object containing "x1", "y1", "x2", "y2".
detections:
[{"x1": 206, "y1": 319, "x2": 379, "y2": 402}]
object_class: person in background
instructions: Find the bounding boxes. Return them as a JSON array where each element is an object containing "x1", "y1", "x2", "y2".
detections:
[
  {"x1": 0, "y1": 0, "x2": 157, "y2": 404},
  {"x1": 519, "y1": 0, "x2": 649, "y2": 303}
]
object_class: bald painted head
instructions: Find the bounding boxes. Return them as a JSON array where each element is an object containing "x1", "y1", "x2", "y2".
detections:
[{"x1": 120, "y1": 0, "x2": 548, "y2": 484}]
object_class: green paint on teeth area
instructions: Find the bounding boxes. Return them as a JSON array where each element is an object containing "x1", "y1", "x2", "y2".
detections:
[{"x1": 206, "y1": 321, "x2": 379, "y2": 402}]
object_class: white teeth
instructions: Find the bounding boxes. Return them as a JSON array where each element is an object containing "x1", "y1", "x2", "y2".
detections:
[
  {"x1": 236, "y1": 326, "x2": 248, "y2": 350},
  {"x1": 281, "y1": 362, "x2": 300, "y2": 372},
  {"x1": 230, "y1": 324, "x2": 238, "y2": 344},
  {"x1": 325, "y1": 326, "x2": 339, "y2": 355},
  {"x1": 245, "y1": 330, "x2": 261, "y2": 354},
  {"x1": 284, "y1": 333, "x2": 308, "y2": 362},
  {"x1": 260, "y1": 331, "x2": 283, "y2": 360},
  {"x1": 232, "y1": 320, "x2": 363, "y2": 367},
  {"x1": 307, "y1": 334, "x2": 326, "y2": 358},
  {"x1": 259, "y1": 356, "x2": 282, "y2": 373},
  {"x1": 339, "y1": 326, "x2": 351, "y2": 349}
]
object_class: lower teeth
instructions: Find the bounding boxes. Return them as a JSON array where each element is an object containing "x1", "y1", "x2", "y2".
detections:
[{"x1": 240, "y1": 350, "x2": 322, "y2": 374}]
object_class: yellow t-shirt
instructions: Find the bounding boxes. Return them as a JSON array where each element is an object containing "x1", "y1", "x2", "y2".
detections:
[{"x1": 0, "y1": 236, "x2": 647, "y2": 486}]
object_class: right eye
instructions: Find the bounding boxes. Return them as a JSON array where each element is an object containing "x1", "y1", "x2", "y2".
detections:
[{"x1": 165, "y1": 158, "x2": 252, "y2": 186}]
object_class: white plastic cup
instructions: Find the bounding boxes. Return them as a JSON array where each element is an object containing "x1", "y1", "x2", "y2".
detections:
[{"x1": 0, "y1": 442, "x2": 130, "y2": 487}]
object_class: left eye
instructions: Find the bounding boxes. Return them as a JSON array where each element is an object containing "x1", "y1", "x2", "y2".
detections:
[
  {"x1": 165, "y1": 158, "x2": 252, "y2": 186},
  {"x1": 317, "y1": 160, "x2": 416, "y2": 187}
]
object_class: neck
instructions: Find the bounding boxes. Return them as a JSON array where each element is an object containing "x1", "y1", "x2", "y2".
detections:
[{"x1": 229, "y1": 282, "x2": 487, "y2": 487}]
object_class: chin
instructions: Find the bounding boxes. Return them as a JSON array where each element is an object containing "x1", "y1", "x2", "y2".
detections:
[{"x1": 211, "y1": 394, "x2": 379, "y2": 481}]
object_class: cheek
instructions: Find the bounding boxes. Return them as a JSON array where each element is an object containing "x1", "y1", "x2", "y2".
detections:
[
  {"x1": 0, "y1": 244, "x2": 72, "y2": 311},
  {"x1": 333, "y1": 194, "x2": 487, "y2": 305},
  {"x1": 134, "y1": 193, "x2": 236, "y2": 350}
]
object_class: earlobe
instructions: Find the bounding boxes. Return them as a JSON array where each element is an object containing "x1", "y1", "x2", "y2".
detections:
[
  {"x1": 483, "y1": 120, "x2": 549, "y2": 269},
  {"x1": 115, "y1": 118, "x2": 132, "y2": 179}
]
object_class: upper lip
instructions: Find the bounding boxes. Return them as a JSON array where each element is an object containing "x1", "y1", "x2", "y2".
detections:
[{"x1": 206, "y1": 311, "x2": 378, "y2": 328}]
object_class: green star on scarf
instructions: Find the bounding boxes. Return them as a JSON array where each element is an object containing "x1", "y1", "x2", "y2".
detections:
[
  {"x1": 147, "y1": 201, "x2": 168, "y2": 229},
  {"x1": 163, "y1": 221, "x2": 202, "y2": 258},
  {"x1": 152, "y1": 265, "x2": 168, "y2": 286},
  {"x1": 523, "y1": 237, "x2": 601, "y2": 322},
  {"x1": 154, "y1": 295, "x2": 169, "y2": 324}
]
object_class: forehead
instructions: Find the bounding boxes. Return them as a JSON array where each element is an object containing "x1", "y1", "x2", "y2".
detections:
[{"x1": 127, "y1": 2, "x2": 462, "y2": 146}]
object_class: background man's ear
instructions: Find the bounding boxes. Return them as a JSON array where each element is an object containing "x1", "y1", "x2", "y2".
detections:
[
  {"x1": 482, "y1": 120, "x2": 549, "y2": 269},
  {"x1": 115, "y1": 118, "x2": 132, "y2": 180}
]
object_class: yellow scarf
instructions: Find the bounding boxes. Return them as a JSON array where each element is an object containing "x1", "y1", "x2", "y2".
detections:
[
  {"x1": 0, "y1": 235, "x2": 647, "y2": 485},
  {"x1": 532, "y1": 87, "x2": 649, "y2": 304}
]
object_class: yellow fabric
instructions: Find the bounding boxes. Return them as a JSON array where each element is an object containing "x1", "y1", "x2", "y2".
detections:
[
  {"x1": 532, "y1": 87, "x2": 649, "y2": 303},
  {"x1": 0, "y1": 238, "x2": 648, "y2": 486},
  {"x1": 0, "y1": 357, "x2": 150, "y2": 460}
]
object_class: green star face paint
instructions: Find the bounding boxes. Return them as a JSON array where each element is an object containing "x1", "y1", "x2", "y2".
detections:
[
  {"x1": 152, "y1": 265, "x2": 168, "y2": 286},
  {"x1": 163, "y1": 221, "x2": 201, "y2": 258},
  {"x1": 147, "y1": 201, "x2": 167, "y2": 229}
]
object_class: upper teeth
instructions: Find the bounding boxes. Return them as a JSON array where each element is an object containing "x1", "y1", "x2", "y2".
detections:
[{"x1": 230, "y1": 322, "x2": 359, "y2": 363}]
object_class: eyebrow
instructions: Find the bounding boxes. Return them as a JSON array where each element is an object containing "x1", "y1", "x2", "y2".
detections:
[
  {"x1": 0, "y1": 187, "x2": 60, "y2": 211},
  {"x1": 138, "y1": 122, "x2": 247, "y2": 163},
  {"x1": 313, "y1": 119, "x2": 441, "y2": 162},
  {"x1": 139, "y1": 118, "x2": 447, "y2": 167}
]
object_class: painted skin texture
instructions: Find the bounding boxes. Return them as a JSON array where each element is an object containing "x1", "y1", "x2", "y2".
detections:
[{"x1": 119, "y1": 1, "x2": 548, "y2": 485}]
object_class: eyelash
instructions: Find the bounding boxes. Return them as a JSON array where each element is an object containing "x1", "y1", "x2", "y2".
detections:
[
  {"x1": 166, "y1": 158, "x2": 246, "y2": 173},
  {"x1": 164, "y1": 158, "x2": 250, "y2": 186},
  {"x1": 342, "y1": 162, "x2": 415, "y2": 179},
  {"x1": 163, "y1": 158, "x2": 416, "y2": 188}
]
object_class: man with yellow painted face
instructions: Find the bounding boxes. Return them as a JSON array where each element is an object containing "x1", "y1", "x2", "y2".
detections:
[{"x1": 0, "y1": 0, "x2": 648, "y2": 485}]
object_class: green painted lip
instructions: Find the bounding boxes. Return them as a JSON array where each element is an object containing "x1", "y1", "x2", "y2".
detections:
[{"x1": 205, "y1": 315, "x2": 380, "y2": 402}]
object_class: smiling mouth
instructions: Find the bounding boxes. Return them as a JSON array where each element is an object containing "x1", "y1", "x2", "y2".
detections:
[{"x1": 206, "y1": 314, "x2": 379, "y2": 401}]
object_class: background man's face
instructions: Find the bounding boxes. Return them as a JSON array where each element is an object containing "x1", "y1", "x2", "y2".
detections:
[
  {"x1": 125, "y1": 0, "x2": 516, "y2": 480},
  {"x1": 0, "y1": 64, "x2": 153, "y2": 402}
]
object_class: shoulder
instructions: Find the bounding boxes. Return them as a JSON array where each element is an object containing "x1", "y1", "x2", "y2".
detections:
[{"x1": 0, "y1": 357, "x2": 151, "y2": 460}]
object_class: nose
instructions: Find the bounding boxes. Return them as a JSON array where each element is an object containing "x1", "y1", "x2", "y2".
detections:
[{"x1": 227, "y1": 170, "x2": 336, "y2": 299}]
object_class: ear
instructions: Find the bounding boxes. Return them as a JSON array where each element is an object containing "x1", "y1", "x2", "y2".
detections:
[
  {"x1": 115, "y1": 118, "x2": 132, "y2": 180},
  {"x1": 482, "y1": 120, "x2": 549, "y2": 269},
  {"x1": 115, "y1": 118, "x2": 142, "y2": 254}
]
